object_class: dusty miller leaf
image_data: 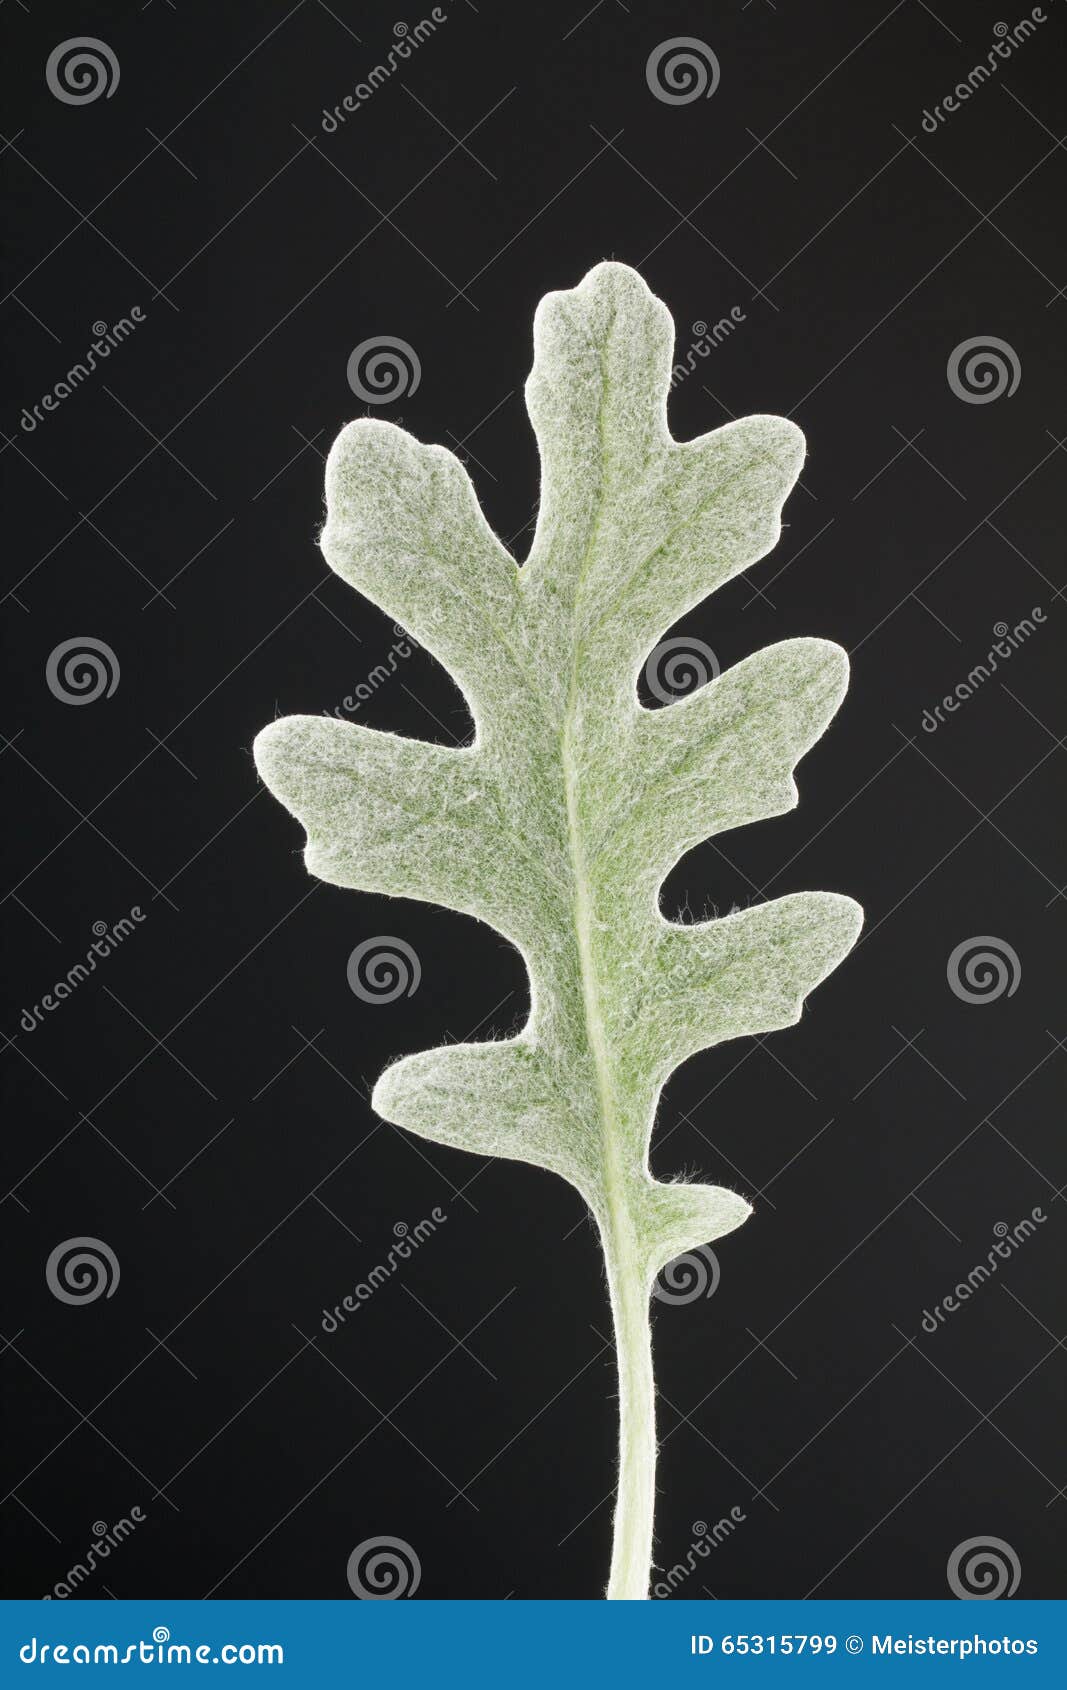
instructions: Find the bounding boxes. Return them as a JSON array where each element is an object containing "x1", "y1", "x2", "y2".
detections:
[
  {"x1": 255, "y1": 260, "x2": 860, "y2": 1267},
  {"x1": 253, "y1": 262, "x2": 862, "y2": 1595}
]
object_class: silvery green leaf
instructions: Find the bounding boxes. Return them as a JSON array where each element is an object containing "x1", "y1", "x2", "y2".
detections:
[{"x1": 254, "y1": 262, "x2": 862, "y2": 1599}]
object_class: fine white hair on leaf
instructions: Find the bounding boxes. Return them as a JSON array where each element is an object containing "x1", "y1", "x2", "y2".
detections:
[{"x1": 254, "y1": 260, "x2": 863, "y2": 1600}]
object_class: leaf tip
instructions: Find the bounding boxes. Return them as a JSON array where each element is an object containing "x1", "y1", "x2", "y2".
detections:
[
  {"x1": 745, "y1": 411, "x2": 806, "y2": 477},
  {"x1": 252, "y1": 716, "x2": 293, "y2": 794},
  {"x1": 805, "y1": 890, "x2": 865, "y2": 971}
]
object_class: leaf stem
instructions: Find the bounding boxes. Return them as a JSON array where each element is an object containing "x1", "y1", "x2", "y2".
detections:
[
  {"x1": 561, "y1": 708, "x2": 657, "y2": 1598},
  {"x1": 605, "y1": 1242, "x2": 656, "y2": 1599}
]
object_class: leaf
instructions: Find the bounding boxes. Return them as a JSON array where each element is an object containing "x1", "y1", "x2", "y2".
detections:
[{"x1": 254, "y1": 261, "x2": 862, "y2": 1598}]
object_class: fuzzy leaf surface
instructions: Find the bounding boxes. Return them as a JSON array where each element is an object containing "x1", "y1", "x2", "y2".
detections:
[{"x1": 254, "y1": 262, "x2": 862, "y2": 1277}]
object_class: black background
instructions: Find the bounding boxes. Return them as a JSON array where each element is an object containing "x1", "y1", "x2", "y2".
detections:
[{"x1": 2, "y1": 0, "x2": 1064, "y2": 1602}]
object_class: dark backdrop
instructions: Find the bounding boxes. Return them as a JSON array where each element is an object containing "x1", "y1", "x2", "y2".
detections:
[{"x1": 2, "y1": 0, "x2": 1064, "y2": 1602}]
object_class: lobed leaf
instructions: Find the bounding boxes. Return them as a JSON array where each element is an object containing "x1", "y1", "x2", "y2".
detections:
[{"x1": 254, "y1": 259, "x2": 862, "y2": 1274}]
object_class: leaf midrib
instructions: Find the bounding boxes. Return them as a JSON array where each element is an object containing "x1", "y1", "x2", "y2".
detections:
[{"x1": 558, "y1": 309, "x2": 638, "y2": 1258}]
